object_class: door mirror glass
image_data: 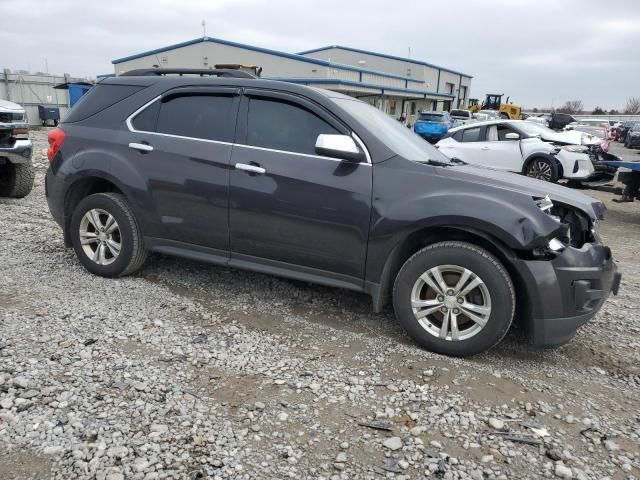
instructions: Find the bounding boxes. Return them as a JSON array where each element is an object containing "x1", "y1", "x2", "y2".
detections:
[
  {"x1": 504, "y1": 132, "x2": 520, "y2": 140},
  {"x1": 315, "y1": 134, "x2": 365, "y2": 162}
]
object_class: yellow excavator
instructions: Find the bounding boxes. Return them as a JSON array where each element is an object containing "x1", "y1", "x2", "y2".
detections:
[{"x1": 467, "y1": 94, "x2": 522, "y2": 120}]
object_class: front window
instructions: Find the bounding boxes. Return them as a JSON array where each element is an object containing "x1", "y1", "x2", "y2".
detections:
[{"x1": 333, "y1": 98, "x2": 453, "y2": 164}]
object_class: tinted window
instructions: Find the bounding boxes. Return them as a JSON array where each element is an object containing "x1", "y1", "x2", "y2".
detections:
[
  {"x1": 155, "y1": 94, "x2": 236, "y2": 142},
  {"x1": 131, "y1": 100, "x2": 159, "y2": 132},
  {"x1": 64, "y1": 84, "x2": 144, "y2": 123},
  {"x1": 450, "y1": 109, "x2": 470, "y2": 118},
  {"x1": 461, "y1": 127, "x2": 482, "y2": 142},
  {"x1": 418, "y1": 113, "x2": 444, "y2": 121},
  {"x1": 246, "y1": 98, "x2": 339, "y2": 155}
]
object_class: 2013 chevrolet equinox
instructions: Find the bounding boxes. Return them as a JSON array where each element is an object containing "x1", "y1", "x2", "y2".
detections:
[{"x1": 45, "y1": 69, "x2": 621, "y2": 357}]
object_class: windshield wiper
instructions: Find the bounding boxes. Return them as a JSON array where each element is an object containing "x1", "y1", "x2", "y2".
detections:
[
  {"x1": 449, "y1": 157, "x2": 468, "y2": 165},
  {"x1": 421, "y1": 159, "x2": 452, "y2": 167}
]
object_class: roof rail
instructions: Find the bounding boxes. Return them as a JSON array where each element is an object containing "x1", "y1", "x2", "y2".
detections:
[{"x1": 120, "y1": 68, "x2": 257, "y2": 78}]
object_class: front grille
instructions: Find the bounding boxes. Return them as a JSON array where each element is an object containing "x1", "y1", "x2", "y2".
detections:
[{"x1": 0, "y1": 129, "x2": 12, "y2": 147}]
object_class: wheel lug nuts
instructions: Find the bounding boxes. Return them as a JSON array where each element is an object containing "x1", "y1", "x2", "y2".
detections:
[
  {"x1": 437, "y1": 296, "x2": 444, "y2": 302},
  {"x1": 446, "y1": 289, "x2": 454, "y2": 296},
  {"x1": 457, "y1": 297, "x2": 464, "y2": 304},
  {"x1": 441, "y1": 307, "x2": 448, "y2": 313},
  {"x1": 453, "y1": 308, "x2": 460, "y2": 314}
]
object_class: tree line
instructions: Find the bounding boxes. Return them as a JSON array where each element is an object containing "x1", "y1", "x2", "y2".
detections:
[{"x1": 549, "y1": 97, "x2": 640, "y2": 115}]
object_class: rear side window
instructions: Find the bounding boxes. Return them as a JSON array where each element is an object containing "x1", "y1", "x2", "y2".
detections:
[
  {"x1": 156, "y1": 94, "x2": 236, "y2": 142},
  {"x1": 450, "y1": 109, "x2": 470, "y2": 118},
  {"x1": 246, "y1": 98, "x2": 339, "y2": 155},
  {"x1": 63, "y1": 84, "x2": 143, "y2": 123},
  {"x1": 461, "y1": 126, "x2": 483, "y2": 142}
]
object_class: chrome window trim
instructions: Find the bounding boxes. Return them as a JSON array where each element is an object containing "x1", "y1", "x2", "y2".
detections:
[
  {"x1": 233, "y1": 143, "x2": 372, "y2": 165},
  {"x1": 126, "y1": 95, "x2": 372, "y2": 165}
]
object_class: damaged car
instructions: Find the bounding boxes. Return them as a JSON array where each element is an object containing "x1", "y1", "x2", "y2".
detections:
[
  {"x1": 437, "y1": 119, "x2": 616, "y2": 183},
  {"x1": 0, "y1": 99, "x2": 34, "y2": 198},
  {"x1": 45, "y1": 70, "x2": 620, "y2": 356}
]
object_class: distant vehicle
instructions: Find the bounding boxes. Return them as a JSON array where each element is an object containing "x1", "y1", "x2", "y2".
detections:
[
  {"x1": 468, "y1": 94, "x2": 522, "y2": 120},
  {"x1": 618, "y1": 121, "x2": 639, "y2": 143},
  {"x1": 449, "y1": 109, "x2": 473, "y2": 126},
  {"x1": 0, "y1": 99, "x2": 34, "y2": 198},
  {"x1": 564, "y1": 119, "x2": 609, "y2": 139},
  {"x1": 413, "y1": 111, "x2": 452, "y2": 143},
  {"x1": 525, "y1": 114, "x2": 550, "y2": 126},
  {"x1": 625, "y1": 123, "x2": 640, "y2": 149},
  {"x1": 437, "y1": 120, "x2": 609, "y2": 183},
  {"x1": 548, "y1": 113, "x2": 576, "y2": 130}
]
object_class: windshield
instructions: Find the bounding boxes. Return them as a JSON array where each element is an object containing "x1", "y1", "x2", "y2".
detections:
[
  {"x1": 513, "y1": 121, "x2": 558, "y2": 137},
  {"x1": 418, "y1": 112, "x2": 444, "y2": 121},
  {"x1": 333, "y1": 98, "x2": 453, "y2": 164},
  {"x1": 450, "y1": 109, "x2": 469, "y2": 118}
]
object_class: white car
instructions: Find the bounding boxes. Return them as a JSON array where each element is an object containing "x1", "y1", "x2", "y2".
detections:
[
  {"x1": 436, "y1": 120, "x2": 598, "y2": 183},
  {"x1": 449, "y1": 109, "x2": 473, "y2": 127}
]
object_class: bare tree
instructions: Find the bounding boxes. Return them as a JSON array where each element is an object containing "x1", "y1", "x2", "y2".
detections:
[
  {"x1": 558, "y1": 100, "x2": 584, "y2": 114},
  {"x1": 625, "y1": 97, "x2": 640, "y2": 115}
]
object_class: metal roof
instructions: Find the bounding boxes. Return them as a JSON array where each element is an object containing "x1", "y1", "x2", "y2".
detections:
[
  {"x1": 297, "y1": 45, "x2": 473, "y2": 78},
  {"x1": 111, "y1": 36, "x2": 426, "y2": 84}
]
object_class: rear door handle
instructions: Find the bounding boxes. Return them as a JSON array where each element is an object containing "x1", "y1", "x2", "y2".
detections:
[
  {"x1": 481, "y1": 147, "x2": 490, "y2": 150},
  {"x1": 235, "y1": 163, "x2": 266, "y2": 174},
  {"x1": 129, "y1": 142, "x2": 153, "y2": 152}
]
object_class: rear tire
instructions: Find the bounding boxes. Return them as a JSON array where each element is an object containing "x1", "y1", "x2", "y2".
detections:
[
  {"x1": 525, "y1": 157, "x2": 559, "y2": 183},
  {"x1": 393, "y1": 241, "x2": 515, "y2": 357},
  {"x1": 0, "y1": 161, "x2": 35, "y2": 198},
  {"x1": 70, "y1": 192, "x2": 147, "y2": 277}
]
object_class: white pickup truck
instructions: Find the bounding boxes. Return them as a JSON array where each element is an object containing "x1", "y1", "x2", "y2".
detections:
[
  {"x1": 0, "y1": 99, "x2": 34, "y2": 198},
  {"x1": 449, "y1": 109, "x2": 473, "y2": 127}
]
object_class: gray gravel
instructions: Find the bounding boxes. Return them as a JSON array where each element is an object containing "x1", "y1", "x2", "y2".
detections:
[{"x1": 0, "y1": 129, "x2": 639, "y2": 479}]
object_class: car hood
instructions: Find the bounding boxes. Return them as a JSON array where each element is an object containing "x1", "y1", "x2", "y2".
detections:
[
  {"x1": 0, "y1": 99, "x2": 25, "y2": 112},
  {"x1": 442, "y1": 164, "x2": 605, "y2": 220},
  {"x1": 539, "y1": 130, "x2": 601, "y2": 146}
]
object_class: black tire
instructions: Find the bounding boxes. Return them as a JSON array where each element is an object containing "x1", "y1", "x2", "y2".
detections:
[
  {"x1": 70, "y1": 192, "x2": 147, "y2": 277},
  {"x1": 525, "y1": 157, "x2": 559, "y2": 183},
  {"x1": 0, "y1": 161, "x2": 35, "y2": 198},
  {"x1": 393, "y1": 241, "x2": 515, "y2": 357}
]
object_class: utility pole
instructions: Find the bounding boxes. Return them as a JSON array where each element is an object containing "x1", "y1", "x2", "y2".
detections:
[{"x1": 202, "y1": 20, "x2": 206, "y2": 38}]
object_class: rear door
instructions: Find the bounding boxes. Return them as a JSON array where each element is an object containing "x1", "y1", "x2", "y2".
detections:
[
  {"x1": 228, "y1": 89, "x2": 372, "y2": 288},
  {"x1": 125, "y1": 87, "x2": 240, "y2": 254},
  {"x1": 438, "y1": 125, "x2": 486, "y2": 162}
]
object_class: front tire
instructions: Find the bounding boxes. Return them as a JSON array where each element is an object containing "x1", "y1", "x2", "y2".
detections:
[
  {"x1": 0, "y1": 161, "x2": 35, "y2": 198},
  {"x1": 525, "y1": 157, "x2": 559, "y2": 183},
  {"x1": 70, "y1": 192, "x2": 147, "y2": 277},
  {"x1": 393, "y1": 241, "x2": 515, "y2": 357}
]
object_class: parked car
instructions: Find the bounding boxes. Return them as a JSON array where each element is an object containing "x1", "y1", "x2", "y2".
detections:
[
  {"x1": 437, "y1": 120, "x2": 608, "y2": 183},
  {"x1": 548, "y1": 113, "x2": 576, "y2": 130},
  {"x1": 413, "y1": 111, "x2": 452, "y2": 143},
  {"x1": 0, "y1": 99, "x2": 34, "y2": 198},
  {"x1": 449, "y1": 109, "x2": 473, "y2": 127},
  {"x1": 564, "y1": 118, "x2": 609, "y2": 138},
  {"x1": 618, "y1": 121, "x2": 639, "y2": 143},
  {"x1": 45, "y1": 69, "x2": 620, "y2": 357},
  {"x1": 525, "y1": 114, "x2": 550, "y2": 126},
  {"x1": 625, "y1": 123, "x2": 640, "y2": 149}
]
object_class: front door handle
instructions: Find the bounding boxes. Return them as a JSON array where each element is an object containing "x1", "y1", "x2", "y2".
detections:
[
  {"x1": 481, "y1": 146, "x2": 490, "y2": 150},
  {"x1": 129, "y1": 142, "x2": 154, "y2": 153},
  {"x1": 235, "y1": 163, "x2": 266, "y2": 174}
]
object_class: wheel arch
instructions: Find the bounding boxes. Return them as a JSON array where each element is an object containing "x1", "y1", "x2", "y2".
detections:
[
  {"x1": 368, "y1": 225, "x2": 530, "y2": 322},
  {"x1": 62, "y1": 175, "x2": 126, "y2": 247},
  {"x1": 522, "y1": 152, "x2": 561, "y2": 176}
]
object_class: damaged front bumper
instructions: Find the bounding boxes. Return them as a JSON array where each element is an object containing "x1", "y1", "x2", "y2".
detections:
[{"x1": 512, "y1": 241, "x2": 620, "y2": 347}]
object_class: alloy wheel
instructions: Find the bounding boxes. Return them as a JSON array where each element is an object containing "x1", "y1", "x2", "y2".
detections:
[
  {"x1": 527, "y1": 160, "x2": 553, "y2": 181},
  {"x1": 79, "y1": 208, "x2": 122, "y2": 265},
  {"x1": 410, "y1": 264, "x2": 492, "y2": 341}
]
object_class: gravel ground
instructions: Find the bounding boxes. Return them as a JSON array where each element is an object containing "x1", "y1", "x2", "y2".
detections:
[{"x1": 1, "y1": 129, "x2": 639, "y2": 480}]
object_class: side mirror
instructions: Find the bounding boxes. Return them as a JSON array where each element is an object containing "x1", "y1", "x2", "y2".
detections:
[
  {"x1": 315, "y1": 134, "x2": 365, "y2": 162},
  {"x1": 504, "y1": 132, "x2": 520, "y2": 140}
]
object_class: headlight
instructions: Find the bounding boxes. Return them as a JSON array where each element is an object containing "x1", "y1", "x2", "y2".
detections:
[
  {"x1": 560, "y1": 145, "x2": 588, "y2": 153},
  {"x1": 548, "y1": 237, "x2": 565, "y2": 252}
]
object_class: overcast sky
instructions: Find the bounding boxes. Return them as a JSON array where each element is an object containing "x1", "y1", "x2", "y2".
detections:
[{"x1": 2, "y1": 0, "x2": 638, "y2": 110}]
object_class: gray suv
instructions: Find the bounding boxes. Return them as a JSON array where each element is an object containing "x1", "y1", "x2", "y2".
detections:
[{"x1": 45, "y1": 69, "x2": 620, "y2": 356}]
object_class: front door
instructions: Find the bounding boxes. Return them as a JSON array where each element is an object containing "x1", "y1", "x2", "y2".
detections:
[
  {"x1": 229, "y1": 90, "x2": 373, "y2": 288},
  {"x1": 125, "y1": 87, "x2": 240, "y2": 253}
]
